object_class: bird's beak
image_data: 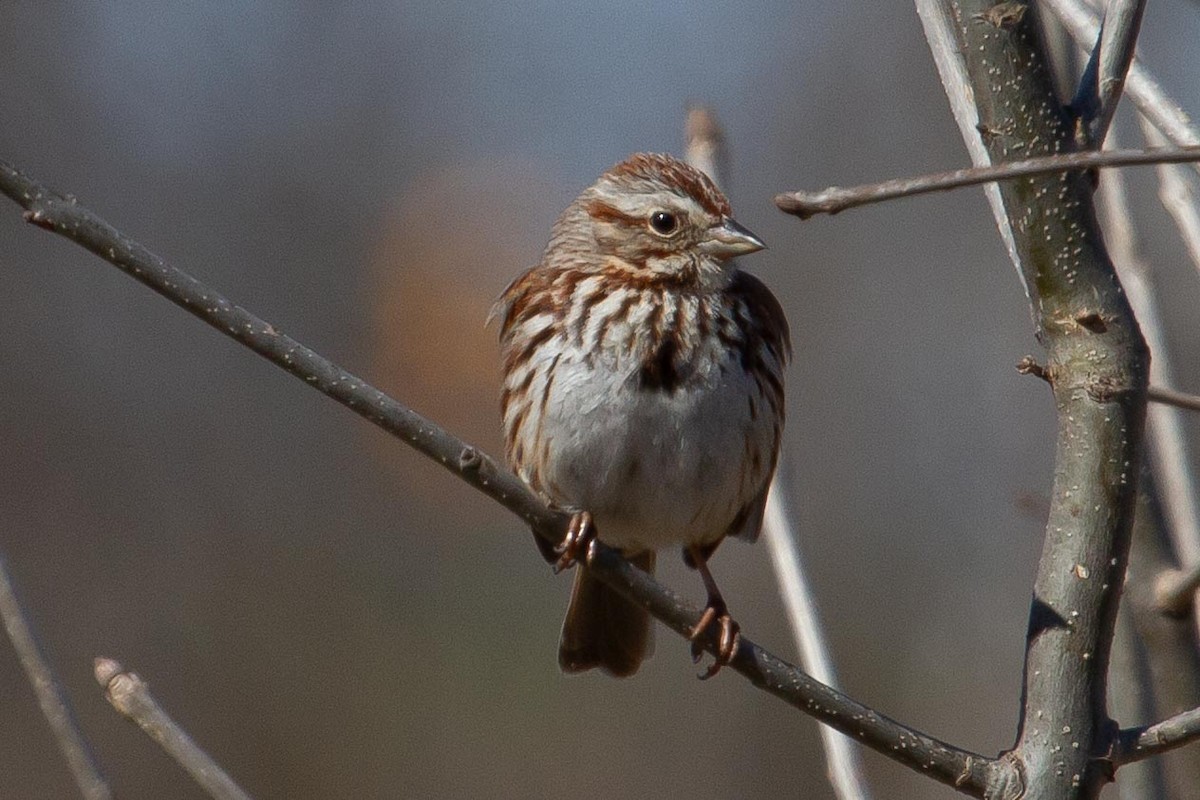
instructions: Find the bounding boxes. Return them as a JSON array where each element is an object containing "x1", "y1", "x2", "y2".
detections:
[{"x1": 699, "y1": 217, "x2": 766, "y2": 259}]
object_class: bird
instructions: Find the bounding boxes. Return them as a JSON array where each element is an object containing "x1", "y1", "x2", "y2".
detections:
[{"x1": 492, "y1": 152, "x2": 789, "y2": 677}]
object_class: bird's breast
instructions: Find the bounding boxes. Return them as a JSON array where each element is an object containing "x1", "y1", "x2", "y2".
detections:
[{"x1": 501, "y1": 282, "x2": 778, "y2": 552}]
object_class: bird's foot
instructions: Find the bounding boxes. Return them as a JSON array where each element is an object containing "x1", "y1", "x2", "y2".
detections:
[
  {"x1": 688, "y1": 598, "x2": 740, "y2": 680},
  {"x1": 553, "y1": 511, "x2": 595, "y2": 574}
]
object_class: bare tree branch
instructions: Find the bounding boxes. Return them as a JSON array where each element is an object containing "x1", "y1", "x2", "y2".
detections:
[
  {"x1": 1120, "y1": 474, "x2": 1200, "y2": 796},
  {"x1": 0, "y1": 552, "x2": 111, "y2": 800},
  {"x1": 1108, "y1": 595, "x2": 1167, "y2": 799},
  {"x1": 1137, "y1": 121, "x2": 1200, "y2": 632},
  {"x1": 684, "y1": 105, "x2": 729, "y2": 194},
  {"x1": 1045, "y1": 0, "x2": 1200, "y2": 179},
  {"x1": 763, "y1": 484, "x2": 873, "y2": 800},
  {"x1": 917, "y1": 0, "x2": 1028, "y2": 301},
  {"x1": 94, "y1": 659, "x2": 252, "y2": 800},
  {"x1": 1146, "y1": 387, "x2": 1200, "y2": 415},
  {"x1": 1069, "y1": 0, "x2": 1146, "y2": 146},
  {"x1": 1082, "y1": 122, "x2": 1169, "y2": 800},
  {"x1": 926, "y1": 3, "x2": 1150, "y2": 799},
  {"x1": 1141, "y1": 124, "x2": 1200, "y2": 337},
  {"x1": 686, "y1": 104, "x2": 873, "y2": 800},
  {"x1": 0, "y1": 159, "x2": 1005, "y2": 795},
  {"x1": 1155, "y1": 565, "x2": 1200, "y2": 617},
  {"x1": 1095, "y1": 127, "x2": 1200, "y2": 627},
  {"x1": 1111, "y1": 706, "x2": 1200, "y2": 766},
  {"x1": 774, "y1": 147, "x2": 1200, "y2": 219}
]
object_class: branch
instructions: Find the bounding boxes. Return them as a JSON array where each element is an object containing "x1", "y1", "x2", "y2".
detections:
[
  {"x1": 1045, "y1": 0, "x2": 1200, "y2": 179},
  {"x1": 1107, "y1": 587, "x2": 1167, "y2": 799},
  {"x1": 1120, "y1": 472, "x2": 1200, "y2": 796},
  {"x1": 0, "y1": 159, "x2": 1003, "y2": 795},
  {"x1": 763, "y1": 484, "x2": 873, "y2": 800},
  {"x1": 916, "y1": 0, "x2": 1031, "y2": 303},
  {"x1": 930, "y1": 4, "x2": 1149, "y2": 799},
  {"x1": 684, "y1": 105, "x2": 729, "y2": 192},
  {"x1": 1155, "y1": 564, "x2": 1200, "y2": 617},
  {"x1": 1069, "y1": 0, "x2": 1146, "y2": 147},
  {"x1": 1137, "y1": 121, "x2": 1200, "y2": 629},
  {"x1": 774, "y1": 147, "x2": 1200, "y2": 219},
  {"x1": 1111, "y1": 706, "x2": 1200, "y2": 766},
  {"x1": 0, "y1": 552, "x2": 112, "y2": 800},
  {"x1": 1147, "y1": 387, "x2": 1200, "y2": 415},
  {"x1": 94, "y1": 659, "x2": 252, "y2": 800},
  {"x1": 1095, "y1": 128, "x2": 1200, "y2": 635},
  {"x1": 685, "y1": 104, "x2": 872, "y2": 800}
]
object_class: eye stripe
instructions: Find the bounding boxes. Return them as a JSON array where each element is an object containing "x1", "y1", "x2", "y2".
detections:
[{"x1": 583, "y1": 200, "x2": 640, "y2": 225}]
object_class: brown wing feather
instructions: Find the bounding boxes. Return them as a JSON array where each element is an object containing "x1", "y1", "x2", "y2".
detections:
[
  {"x1": 727, "y1": 269, "x2": 789, "y2": 543},
  {"x1": 730, "y1": 269, "x2": 792, "y2": 367},
  {"x1": 488, "y1": 265, "x2": 542, "y2": 335}
]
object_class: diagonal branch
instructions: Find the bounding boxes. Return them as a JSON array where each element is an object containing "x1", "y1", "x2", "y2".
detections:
[
  {"x1": 686, "y1": 104, "x2": 872, "y2": 800},
  {"x1": 0, "y1": 552, "x2": 112, "y2": 800},
  {"x1": 1156, "y1": 563, "x2": 1200, "y2": 617},
  {"x1": 1069, "y1": 0, "x2": 1146, "y2": 147},
  {"x1": 1146, "y1": 387, "x2": 1200, "y2": 415},
  {"x1": 95, "y1": 659, "x2": 252, "y2": 800},
  {"x1": 775, "y1": 147, "x2": 1200, "y2": 219},
  {"x1": 0, "y1": 159, "x2": 1006, "y2": 796},
  {"x1": 1045, "y1": 0, "x2": 1200, "y2": 178},
  {"x1": 1111, "y1": 706, "x2": 1200, "y2": 766},
  {"x1": 915, "y1": 0, "x2": 1027, "y2": 298}
]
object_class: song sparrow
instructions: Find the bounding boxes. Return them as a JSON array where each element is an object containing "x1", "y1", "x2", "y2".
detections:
[{"x1": 493, "y1": 153, "x2": 789, "y2": 677}]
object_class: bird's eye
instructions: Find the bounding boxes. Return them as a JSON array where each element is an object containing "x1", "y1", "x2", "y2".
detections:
[{"x1": 648, "y1": 210, "x2": 679, "y2": 236}]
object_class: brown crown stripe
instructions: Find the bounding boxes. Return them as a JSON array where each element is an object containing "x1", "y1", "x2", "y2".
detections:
[{"x1": 605, "y1": 153, "x2": 731, "y2": 218}]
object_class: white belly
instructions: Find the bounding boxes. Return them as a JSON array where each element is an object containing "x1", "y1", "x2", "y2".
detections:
[{"x1": 528, "y1": 339, "x2": 770, "y2": 552}]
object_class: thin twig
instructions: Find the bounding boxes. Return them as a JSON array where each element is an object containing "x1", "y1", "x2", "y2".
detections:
[
  {"x1": 1138, "y1": 121, "x2": 1200, "y2": 627},
  {"x1": 1147, "y1": 387, "x2": 1200, "y2": 414},
  {"x1": 1108, "y1": 590, "x2": 1167, "y2": 799},
  {"x1": 1155, "y1": 565, "x2": 1200, "y2": 617},
  {"x1": 0, "y1": 551, "x2": 112, "y2": 800},
  {"x1": 774, "y1": 147, "x2": 1200, "y2": 219},
  {"x1": 685, "y1": 104, "x2": 872, "y2": 800},
  {"x1": 1111, "y1": 706, "x2": 1200, "y2": 766},
  {"x1": 1095, "y1": 127, "x2": 1200, "y2": 633},
  {"x1": 1142, "y1": 124, "x2": 1200, "y2": 307},
  {"x1": 94, "y1": 659, "x2": 252, "y2": 800},
  {"x1": 0, "y1": 160, "x2": 1004, "y2": 795},
  {"x1": 1122, "y1": 473, "x2": 1200, "y2": 797},
  {"x1": 1045, "y1": 0, "x2": 1200, "y2": 179},
  {"x1": 763, "y1": 484, "x2": 873, "y2": 800},
  {"x1": 1069, "y1": 0, "x2": 1146, "y2": 146},
  {"x1": 684, "y1": 105, "x2": 728, "y2": 194},
  {"x1": 1096, "y1": 126, "x2": 1189, "y2": 792},
  {"x1": 914, "y1": 0, "x2": 1028, "y2": 298}
]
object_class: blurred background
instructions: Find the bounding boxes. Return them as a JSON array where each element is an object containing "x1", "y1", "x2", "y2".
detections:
[{"x1": 1, "y1": 3, "x2": 1198, "y2": 798}]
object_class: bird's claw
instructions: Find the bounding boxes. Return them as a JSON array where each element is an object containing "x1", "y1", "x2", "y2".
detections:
[
  {"x1": 553, "y1": 511, "x2": 595, "y2": 573},
  {"x1": 688, "y1": 602, "x2": 740, "y2": 680}
]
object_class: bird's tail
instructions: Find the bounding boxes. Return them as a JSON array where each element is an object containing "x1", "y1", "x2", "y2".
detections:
[{"x1": 558, "y1": 551, "x2": 655, "y2": 677}]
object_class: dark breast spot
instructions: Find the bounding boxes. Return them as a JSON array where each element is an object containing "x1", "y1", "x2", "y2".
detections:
[{"x1": 638, "y1": 336, "x2": 681, "y2": 393}]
